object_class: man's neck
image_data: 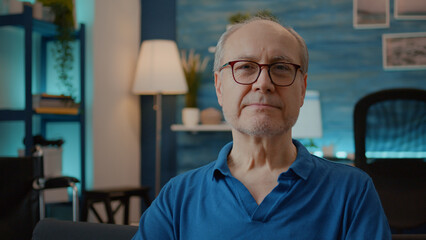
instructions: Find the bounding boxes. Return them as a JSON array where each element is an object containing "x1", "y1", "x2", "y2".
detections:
[
  {"x1": 229, "y1": 130, "x2": 297, "y2": 173},
  {"x1": 227, "y1": 131, "x2": 298, "y2": 205}
]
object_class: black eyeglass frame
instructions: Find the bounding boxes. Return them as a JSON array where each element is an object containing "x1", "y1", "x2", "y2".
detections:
[{"x1": 219, "y1": 60, "x2": 303, "y2": 87}]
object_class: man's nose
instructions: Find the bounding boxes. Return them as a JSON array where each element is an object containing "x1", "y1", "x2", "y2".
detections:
[{"x1": 252, "y1": 67, "x2": 275, "y2": 92}]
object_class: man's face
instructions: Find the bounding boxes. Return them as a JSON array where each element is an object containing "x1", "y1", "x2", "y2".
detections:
[{"x1": 214, "y1": 21, "x2": 307, "y2": 137}]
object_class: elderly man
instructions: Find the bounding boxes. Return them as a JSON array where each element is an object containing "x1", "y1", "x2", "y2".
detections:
[{"x1": 132, "y1": 17, "x2": 391, "y2": 240}]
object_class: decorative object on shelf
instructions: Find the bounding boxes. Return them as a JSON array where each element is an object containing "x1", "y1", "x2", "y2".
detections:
[
  {"x1": 322, "y1": 144, "x2": 335, "y2": 158},
  {"x1": 32, "y1": 93, "x2": 79, "y2": 115},
  {"x1": 0, "y1": 0, "x2": 23, "y2": 15},
  {"x1": 37, "y1": 0, "x2": 77, "y2": 100},
  {"x1": 33, "y1": 93, "x2": 78, "y2": 107},
  {"x1": 182, "y1": 107, "x2": 199, "y2": 126},
  {"x1": 32, "y1": 2, "x2": 43, "y2": 20},
  {"x1": 36, "y1": 1, "x2": 55, "y2": 22},
  {"x1": 133, "y1": 39, "x2": 187, "y2": 195},
  {"x1": 200, "y1": 107, "x2": 222, "y2": 125},
  {"x1": 180, "y1": 49, "x2": 209, "y2": 126}
]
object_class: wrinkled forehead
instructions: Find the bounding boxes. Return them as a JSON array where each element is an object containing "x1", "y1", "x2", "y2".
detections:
[{"x1": 222, "y1": 21, "x2": 301, "y2": 65}]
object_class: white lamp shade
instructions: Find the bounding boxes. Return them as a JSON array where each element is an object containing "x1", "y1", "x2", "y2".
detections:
[
  {"x1": 293, "y1": 90, "x2": 323, "y2": 138},
  {"x1": 132, "y1": 40, "x2": 188, "y2": 95}
]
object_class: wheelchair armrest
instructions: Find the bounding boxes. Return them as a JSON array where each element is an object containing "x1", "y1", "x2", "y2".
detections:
[{"x1": 34, "y1": 176, "x2": 80, "y2": 189}]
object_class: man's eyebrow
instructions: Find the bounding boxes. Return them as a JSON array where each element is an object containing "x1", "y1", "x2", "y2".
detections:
[
  {"x1": 233, "y1": 55, "x2": 296, "y2": 63},
  {"x1": 271, "y1": 55, "x2": 295, "y2": 62},
  {"x1": 234, "y1": 55, "x2": 258, "y2": 61}
]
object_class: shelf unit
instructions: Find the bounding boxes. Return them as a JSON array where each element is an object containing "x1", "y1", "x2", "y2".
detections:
[{"x1": 0, "y1": 6, "x2": 86, "y2": 191}]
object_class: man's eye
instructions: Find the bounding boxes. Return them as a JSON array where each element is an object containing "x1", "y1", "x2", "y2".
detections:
[
  {"x1": 273, "y1": 64, "x2": 291, "y2": 71},
  {"x1": 235, "y1": 63, "x2": 257, "y2": 71}
]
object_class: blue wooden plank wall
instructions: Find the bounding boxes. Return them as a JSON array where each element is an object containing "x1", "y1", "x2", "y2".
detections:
[{"x1": 175, "y1": 0, "x2": 426, "y2": 173}]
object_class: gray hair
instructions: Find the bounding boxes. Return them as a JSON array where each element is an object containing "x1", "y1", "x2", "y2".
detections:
[{"x1": 213, "y1": 17, "x2": 309, "y2": 73}]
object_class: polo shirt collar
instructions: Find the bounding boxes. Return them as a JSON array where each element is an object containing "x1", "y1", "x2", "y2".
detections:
[
  {"x1": 212, "y1": 142, "x2": 234, "y2": 180},
  {"x1": 287, "y1": 139, "x2": 314, "y2": 181},
  {"x1": 212, "y1": 140, "x2": 314, "y2": 181}
]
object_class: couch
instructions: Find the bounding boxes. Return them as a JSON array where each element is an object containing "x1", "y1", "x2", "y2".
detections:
[
  {"x1": 32, "y1": 218, "x2": 426, "y2": 240},
  {"x1": 32, "y1": 218, "x2": 138, "y2": 240}
]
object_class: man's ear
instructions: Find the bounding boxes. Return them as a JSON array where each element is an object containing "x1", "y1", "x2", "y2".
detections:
[
  {"x1": 214, "y1": 72, "x2": 223, "y2": 107},
  {"x1": 300, "y1": 73, "x2": 308, "y2": 107}
]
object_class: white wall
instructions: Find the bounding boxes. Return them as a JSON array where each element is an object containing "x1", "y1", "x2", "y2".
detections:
[
  {"x1": 0, "y1": 0, "x2": 142, "y2": 224},
  {"x1": 92, "y1": 0, "x2": 141, "y2": 223}
]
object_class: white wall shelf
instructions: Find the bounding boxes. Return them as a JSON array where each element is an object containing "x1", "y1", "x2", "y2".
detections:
[
  {"x1": 171, "y1": 123, "x2": 231, "y2": 132},
  {"x1": 171, "y1": 90, "x2": 321, "y2": 137}
]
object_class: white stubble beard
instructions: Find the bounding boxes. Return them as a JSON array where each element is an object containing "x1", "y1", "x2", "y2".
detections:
[{"x1": 223, "y1": 106, "x2": 299, "y2": 137}]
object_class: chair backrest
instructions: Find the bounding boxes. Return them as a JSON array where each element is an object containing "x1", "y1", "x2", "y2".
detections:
[{"x1": 353, "y1": 88, "x2": 426, "y2": 232}]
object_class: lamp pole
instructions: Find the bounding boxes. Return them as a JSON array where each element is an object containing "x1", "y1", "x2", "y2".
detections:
[{"x1": 154, "y1": 93, "x2": 162, "y2": 196}]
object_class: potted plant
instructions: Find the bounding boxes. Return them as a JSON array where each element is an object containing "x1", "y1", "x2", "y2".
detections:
[
  {"x1": 180, "y1": 49, "x2": 209, "y2": 126},
  {"x1": 228, "y1": 12, "x2": 251, "y2": 25},
  {"x1": 37, "y1": 0, "x2": 76, "y2": 102},
  {"x1": 228, "y1": 10, "x2": 278, "y2": 26}
]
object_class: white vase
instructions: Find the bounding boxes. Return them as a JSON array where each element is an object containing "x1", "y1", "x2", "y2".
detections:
[
  {"x1": 33, "y1": 2, "x2": 43, "y2": 20},
  {"x1": 7, "y1": 0, "x2": 23, "y2": 14},
  {"x1": 182, "y1": 108, "x2": 200, "y2": 126}
]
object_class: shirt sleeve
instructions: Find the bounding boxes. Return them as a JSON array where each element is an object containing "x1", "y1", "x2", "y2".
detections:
[
  {"x1": 132, "y1": 180, "x2": 176, "y2": 240},
  {"x1": 345, "y1": 177, "x2": 392, "y2": 240}
]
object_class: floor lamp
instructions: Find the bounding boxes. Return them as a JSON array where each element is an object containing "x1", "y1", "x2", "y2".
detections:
[{"x1": 132, "y1": 40, "x2": 187, "y2": 195}]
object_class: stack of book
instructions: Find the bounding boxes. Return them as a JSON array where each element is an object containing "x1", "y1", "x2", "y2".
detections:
[{"x1": 32, "y1": 94, "x2": 80, "y2": 115}]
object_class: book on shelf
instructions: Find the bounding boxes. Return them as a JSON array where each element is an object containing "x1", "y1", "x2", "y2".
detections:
[
  {"x1": 33, "y1": 93, "x2": 79, "y2": 115},
  {"x1": 34, "y1": 107, "x2": 79, "y2": 115}
]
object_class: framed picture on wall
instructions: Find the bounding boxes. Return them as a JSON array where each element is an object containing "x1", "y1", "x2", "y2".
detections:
[
  {"x1": 382, "y1": 32, "x2": 426, "y2": 70},
  {"x1": 394, "y1": 0, "x2": 426, "y2": 20},
  {"x1": 353, "y1": 0, "x2": 389, "y2": 29}
]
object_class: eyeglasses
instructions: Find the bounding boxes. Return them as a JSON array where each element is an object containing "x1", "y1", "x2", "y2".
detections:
[{"x1": 219, "y1": 60, "x2": 302, "y2": 87}]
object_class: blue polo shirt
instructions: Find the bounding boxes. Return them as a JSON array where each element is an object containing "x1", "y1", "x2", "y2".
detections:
[{"x1": 132, "y1": 140, "x2": 391, "y2": 240}]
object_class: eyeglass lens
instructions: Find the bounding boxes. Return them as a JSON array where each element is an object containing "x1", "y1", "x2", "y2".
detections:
[{"x1": 232, "y1": 61, "x2": 297, "y2": 86}]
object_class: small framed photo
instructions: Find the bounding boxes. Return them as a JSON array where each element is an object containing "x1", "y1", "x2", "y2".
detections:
[
  {"x1": 382, "y1": 32, "x2": 426, "y2": 70},
  {"x1": 353, "y1": 0, "x2": 389, "y2": 29},
  {"x1": 394, "y1": 0, "x2": 426, "y2": 20}
]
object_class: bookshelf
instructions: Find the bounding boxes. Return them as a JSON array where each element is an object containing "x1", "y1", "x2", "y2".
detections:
[{"x1": 0, "y1": 5, "x2": 87, "y2": 191}]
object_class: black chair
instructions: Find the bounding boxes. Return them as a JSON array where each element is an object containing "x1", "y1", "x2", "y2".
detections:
[
  {"x1": 0, "y1": 156, "x2": 39, "y2": 240},
  {"x1": 29, "y1": 136, "x2": 80, "y2": 221},
  {"x1": 33, "y1": 170, "x2": 80, "y2": 222},
  {"x1": 354, "y1": 88, "x2": 426, "y2": 234},
  {"x1": 0, "y1": 154, "x2": 79, "y2": 240},
  {"x1": 81, "y1": 186, "x2": 151, "y2": 224}
]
